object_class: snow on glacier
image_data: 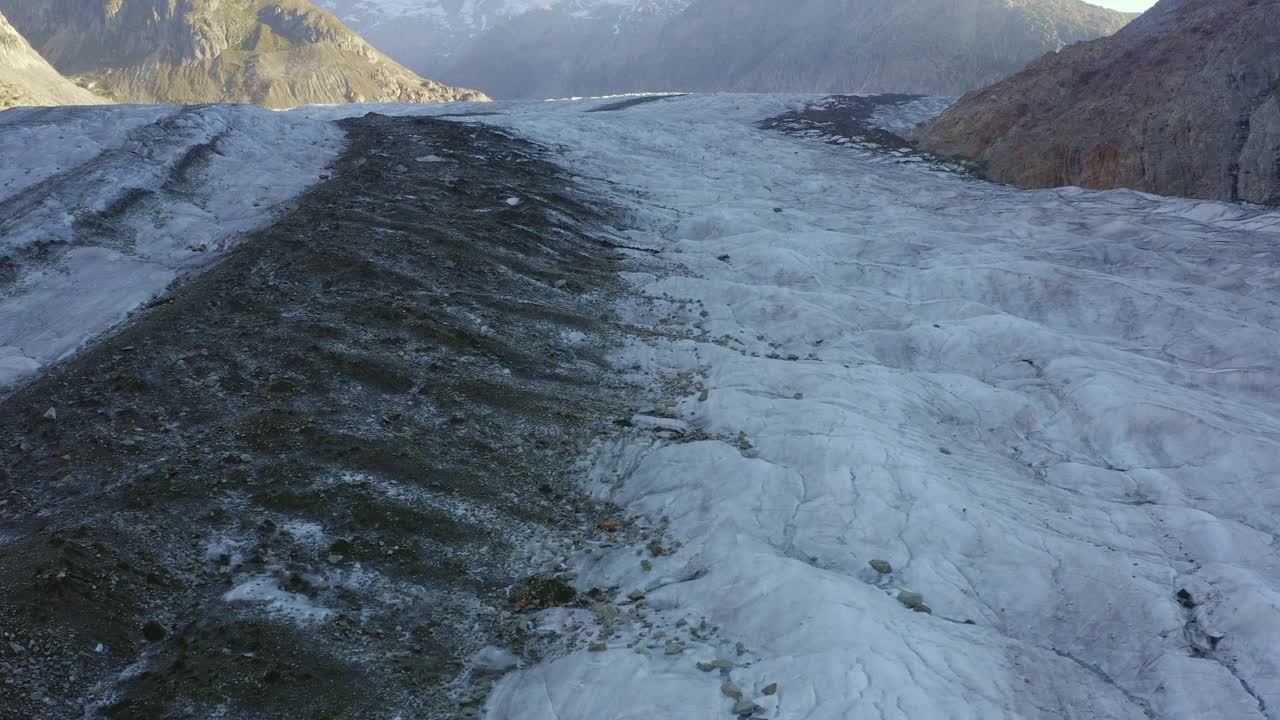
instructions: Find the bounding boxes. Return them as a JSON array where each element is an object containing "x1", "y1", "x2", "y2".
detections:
[
  {"x1": 0, "y1": 104, "x2": 344, "y2": 389},
  {"x1": 5, "y1": 91, "x2": 1276, "y2": 718},
  {"x1": 356, "y1": 94, "x2": 1280, "y2": 719}
]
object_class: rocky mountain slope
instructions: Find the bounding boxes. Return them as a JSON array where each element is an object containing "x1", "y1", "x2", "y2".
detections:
[
  {"x1": 319, "y1": 0, "x2": 1134, "y2": 99},
  {"x1": 0, "y1": 9, "x2": 103, "y2": 110},
  {"x1": 0, "y1": 0, "x2": 488, "y2": 108},
  {"x1": 917, "y1": 0, "x2": 1280, "y2": 206}
]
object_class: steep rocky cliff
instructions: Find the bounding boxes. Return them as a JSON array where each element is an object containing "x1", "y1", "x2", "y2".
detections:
[
  {"x1": 0, "y1": 0, "x2": 488, "y2": 108},
  {"x1": 0, "y1": 9, "x2": 104, "y2": 110},
  {"x1": 917, "y1": 0, "x2": 1280, "y2": 206},
  {"x1": 321, "y1": 0, "x2": 1134, "y2": 100}
]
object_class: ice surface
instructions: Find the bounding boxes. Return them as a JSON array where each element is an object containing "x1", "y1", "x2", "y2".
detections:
[
  {"x1": 0, "y1": 104, "x2": 344, "y2": 389},
  {"x1": 223, "y1": 575, "x2": 333, "y2": 622},
  {"x1": 9, "y1": 92, "x2": 1278, "y2": 718},
  {"x1": 373, "y1": 94, "x2": 1276, "y2": 719}
]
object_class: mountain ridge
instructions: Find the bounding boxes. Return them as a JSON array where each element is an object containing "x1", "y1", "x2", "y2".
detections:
[
  {"x1": 0, "y1": 9, "x2": 105, "y2": 110},
  {"x1": 916, "y1": 0, "x2": 1280, "y2": 205},
  {"x1": 318, "y1": 0, "x2": 1135, "y2": 99},
  {"x1": 0, "y1": 0, "x2": 489, "y2": 108}
]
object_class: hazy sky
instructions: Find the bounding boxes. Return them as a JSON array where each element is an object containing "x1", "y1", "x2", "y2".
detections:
[{"x1": 1089, "y1": 0, "x2": 1158, "y2": 11}]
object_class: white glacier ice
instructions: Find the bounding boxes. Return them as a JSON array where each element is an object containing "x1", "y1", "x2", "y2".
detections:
[
  {"x1": 4, "y1": 92, "x2": 1277, "y2": 718},
  {"x1": 0, "y1": 104, "x2": 344, "y2": 389},
  {"x1": 413, "y1": 94, "x2": 1278, "y2": 719}
]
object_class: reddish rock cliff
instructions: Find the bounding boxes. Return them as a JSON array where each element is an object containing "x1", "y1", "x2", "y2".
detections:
[{"x1": 918, "y1": 0, "x2": 1280, "y2": 206}]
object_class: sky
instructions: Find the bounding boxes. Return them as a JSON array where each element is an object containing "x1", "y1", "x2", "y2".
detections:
[{"x1": 1089, "y1": 0, "x2": 1158, "y2": 11}]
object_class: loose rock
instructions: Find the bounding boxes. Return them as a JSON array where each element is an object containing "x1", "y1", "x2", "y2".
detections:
[
  {"x1": 898, "y1": 591, "x2": 932, "y2": 614},
  {"x1": 142, "y1": 620, "x2": 167, "y2": 643},
  {"x1": 869, "y1": 559, "x2": 893, "y2": 574}
]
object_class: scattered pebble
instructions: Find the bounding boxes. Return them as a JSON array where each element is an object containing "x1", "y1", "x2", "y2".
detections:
[{"x1": 869, "y1": 559, "x2": 893, "y2": 574}]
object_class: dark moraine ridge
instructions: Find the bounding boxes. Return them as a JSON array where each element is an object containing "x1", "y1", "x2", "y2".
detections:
[{"x1": 0, "y1": 114, "x2": 643, "y2": 719}]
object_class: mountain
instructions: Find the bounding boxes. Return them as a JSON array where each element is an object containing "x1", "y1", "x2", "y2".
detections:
[
  {"x1": 317, "y1": 0, "x2": 1135, "y2": 99},
  {"x1": 0, "y1": 0, "x2": 488, "y2": 108},
  {"x1": 917, "y1": 0, "x2": 1280, "y2": 206},
  {"x1": 0, "y1": 9, "x2": 104, "y2": 110},
  {"x1": 313, "y1": 0, "x2": 555, "y2": 80}
]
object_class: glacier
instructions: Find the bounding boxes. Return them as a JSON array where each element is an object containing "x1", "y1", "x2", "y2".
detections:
[
  {"x1": 390, "y1": 94, "x2": 1279, "y2": 720},
  {"x1": 2, "y1": 92, "x2": 1277, "y2": 719},
  {"x1": 0, "y1": 104, "x2": 344, "y2": 388}
]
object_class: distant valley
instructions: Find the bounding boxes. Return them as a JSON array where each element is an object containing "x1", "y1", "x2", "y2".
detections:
[{"x1": 319, "y1": 0, "x2": 1135, "y2": 99}]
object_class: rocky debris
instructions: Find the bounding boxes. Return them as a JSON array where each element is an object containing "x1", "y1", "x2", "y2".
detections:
[
  {"x1": 762, "y1": 95, "x2": 971, "y2": 174},
  {"x1": 41, "y1": 407, "x2": 56, "y2": 421},
  {"x1": 917, "y1": 0, "x2": 1280, "y2": 206},
  {"x1": 732, "y1": 698, "x2": 765, "y2": 716},
  {"x1": 721, "y1": 682, "x2": 743, "y2": 698},
  {"x1": 511, "y1": 575, "x2": 578, "y2": 613},
  {"x1": 141, "y1": 620, "x2": 167, "y2": 643},
  {"x1": 0, "y1": 115, "x2": 633, "y2": 720},
  {"x1": 869, "y1": 559, "x2": 893, "y2": 574},
  {"x1": 762, "y1": 682, "x2": 777, "y2": 695}
]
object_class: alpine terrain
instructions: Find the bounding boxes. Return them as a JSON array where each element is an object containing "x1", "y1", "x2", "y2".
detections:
[
  {"x1": 2, "y1": 91, "x2": 1278, "y2": 720},
  {"x1": 318, "y1": 0, "x2": 1135, "y2": 99},
  {"x1": 917, "y1": 0, "x2": 1280, "y2": 205},
  {"x1": 2, "y1": 1, "x2": 1279, "y2": 718},
  {"x1": 0, "y1": 0, "x2": 488, "y2": 108},
  {"x1": 0, "y1": 9, "x2": 104, "y2": 110}
]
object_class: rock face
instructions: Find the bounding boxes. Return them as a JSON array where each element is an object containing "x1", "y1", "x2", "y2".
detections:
[
  {"x1": 320, "y1": 0, "x2": 1134, "y2": 99},
  {"x1": 917, "y1": 0, "x2": 1280, "y2": 206},
  {"x1": 0, "y1": 0, "x2": 488, "y2": 108},
  {"x1": 0, "y1": 9, "x2": 104, "y2": 110}
]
